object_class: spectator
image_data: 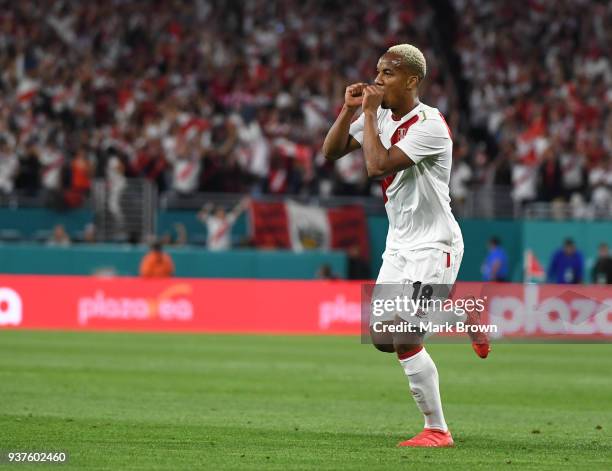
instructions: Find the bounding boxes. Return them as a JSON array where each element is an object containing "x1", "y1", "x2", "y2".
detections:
[
  {"x1": 449, "y1": 141, "x2": 472, "y2": 213},
  {"x1": 133, "y1": 139, "x2": 167, "y2": 192},
  {"x1": 592, "y1": 243, "x2": 612, "y2": 284},
  {"x1": 106, "y1": 155, "x2": 126, "y2": 229},
  {"x1": 481, "y1": 237, "x2": 509, "y2": 282},
  {"x1": 82, "y1": 223, "x2": 97, "y2": 244},
  {"x1": 38, "y1": 145, "x2": 64, "y2": 205},
  {"x1": 511, "y1": 157, "x2": 538, "y2": 207},
  {"x1": 334, "y1": 151, "x2": 368, "y2": 196},
  {"x1": 0, "y1": 138, "x2": 18, "y2": 195},
  {"x1": 560, "y1": 146, "x2": 587, "y2": 200},
  {"x1": 139, "y1": 242, "x2": 175, "y2": 278},
  {"x1": 15, "y1": 141, "x2": 41, "y2": 196},
  {"x1": 233, "y1": 108, "x2": 270, "y2": 193},
  {"x1": 589, "y1": 157, "x2": 611, "y2": 217},
  {"x1": 266, "y1": 153, "x2": 290, "y2": 194},
  {"x1": 64, "y1": 148, "x2": 92, "y2": 208},
  {"x1": 47, "y1": 224, "x2": 71, "y2": 247},
  {"x1": 547, "y1": 239, "x2": 584, "y2": 284},
  {"x1": 197, "y1": 198, "x2": 249, "y2": 251},
  {"x1": 160, "y1": 223, "x2": 188, "y2": 247},
  {"x1": 166, "y1": 139, "x2": 203, "y2": 197},
  {"x1": 537, "y1": 148, "x2": 563, "y2": 202}
]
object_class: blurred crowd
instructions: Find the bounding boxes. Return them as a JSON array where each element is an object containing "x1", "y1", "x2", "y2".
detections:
[
  {"x1": 450, "y1": 0, "x2": 612, "y2": 217},
  {"x1": 0, "y1": 0, "x2": 448, "y2": 209},
  {"x1": 0, "y1": 0, "x2": 609, "y2": 216}
]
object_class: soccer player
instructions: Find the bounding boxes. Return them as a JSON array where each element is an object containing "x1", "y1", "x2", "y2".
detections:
[{"x1": 322, "y1": 44, "x2": 489, "y2": 447}]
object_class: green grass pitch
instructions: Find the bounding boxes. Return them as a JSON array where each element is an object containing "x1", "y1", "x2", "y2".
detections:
[{"x1": 1, "y1": 331, "x2": 611, "y2": 470}]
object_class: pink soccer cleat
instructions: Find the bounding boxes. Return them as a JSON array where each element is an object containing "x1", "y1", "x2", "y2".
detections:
[
  {"x1": 465, "y1": 296, "x2": 491, "y2": 359},
  {"x1": 397, "y1": 428, "x2": 454, "y2": 447}
]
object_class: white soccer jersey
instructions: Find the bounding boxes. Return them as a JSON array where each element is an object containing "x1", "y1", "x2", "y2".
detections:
[
  {"x1": 349, "y1": 102, "x2": 463, "y2": 252},
  {"x1": 203, "y1": 214, "x2": 236, "y2": 251}
]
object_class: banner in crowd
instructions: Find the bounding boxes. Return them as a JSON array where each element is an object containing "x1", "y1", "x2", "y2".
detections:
[
  {"x1": 250, "y1": 201, "x2": 370, "y2": 259},
  {"x1": 0, "y1": 275, "x2": 610, "y2": 339}
]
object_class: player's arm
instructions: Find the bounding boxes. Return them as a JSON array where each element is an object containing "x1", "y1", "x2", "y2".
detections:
[
  {"x1": 361, "y1": 85, "x2": 416, "y2": 178},
  {"x1": 322, "y1": 83, "x2": 367, "y2": 161}
]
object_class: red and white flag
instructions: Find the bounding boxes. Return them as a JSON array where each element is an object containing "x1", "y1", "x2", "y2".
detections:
[
  {"x1": 524, "y1": 250, "x2": 545, "y2": 281},
  {"x1": 250, "y1": 201, "x2": 369, "y2": 259},
  {"x1": 286, "y1": 201, "x2": 331, "y2": 251}
]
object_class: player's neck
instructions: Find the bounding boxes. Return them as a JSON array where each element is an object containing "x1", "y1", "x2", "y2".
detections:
[{"x1": 391, "y1": 97, "x2": 420, "y2": 121}]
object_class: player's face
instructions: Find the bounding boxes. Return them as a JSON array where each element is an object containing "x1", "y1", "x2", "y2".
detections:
[{"x1": 374, "y1": 53, "x2": 417, "y2": 109}]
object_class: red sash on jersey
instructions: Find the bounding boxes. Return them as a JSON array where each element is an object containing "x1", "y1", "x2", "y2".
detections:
[
  {"x1": 210, "y1": 221, "x2": 230, "y2": 245},
  {"x1": 382, "y1": 114, "x2": 419, "y2": 203}
]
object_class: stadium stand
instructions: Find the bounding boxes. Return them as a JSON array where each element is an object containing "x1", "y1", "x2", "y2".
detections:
[{"x1": 0, "y1": 0, "x2": 609, "y2": 230}]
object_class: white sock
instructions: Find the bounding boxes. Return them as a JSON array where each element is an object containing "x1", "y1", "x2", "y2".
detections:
[{"x1": 398, "y1": 348, "x2": 448, "y2": 431}]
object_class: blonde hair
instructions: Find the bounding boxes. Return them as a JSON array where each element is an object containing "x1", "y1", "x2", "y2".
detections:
[{"x1": 387, "y1": 44, "x2": 427, "y2": 80}]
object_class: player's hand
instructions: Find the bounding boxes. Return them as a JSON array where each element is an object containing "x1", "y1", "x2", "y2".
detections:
[
  {"x1": 362, "y1": 85, "x2": 384, "y2": 113},
  {"x1": 344, "y1": 83, "x2": 367, "y2": 110}
]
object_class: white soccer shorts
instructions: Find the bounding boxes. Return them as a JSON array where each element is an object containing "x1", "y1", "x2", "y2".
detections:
[{"x1": 370, "y1": 246, "x2": 464, "y2": 326}]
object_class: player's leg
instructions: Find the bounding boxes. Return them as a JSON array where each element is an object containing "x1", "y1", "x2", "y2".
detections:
[
  {"x1": 464, "y1": 295, "x2": 491, "y2": 358},
  {"x1": 369, "y1": 323, "x2": 395, "y2": 353},
  {"x1": 396, "y1": 346, "x2": 453, "y2": 447},
  {"x1": 369, "y1": 251, "x2": 404, "y2": 353},
  {"x1": 447, "y1": 247, "x2": 491, "y2": 358},
  {"x1": 394, "y1": 249, "x2": 453, "y2": 447},
  {"x1": 393, "y1": 323, "x2": 450, "y2": 444}
]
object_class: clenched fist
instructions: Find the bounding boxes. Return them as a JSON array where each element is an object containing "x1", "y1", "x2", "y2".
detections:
[
  {"x1": 362, "y1": 85, "x2": 384, "y2": 113},
  {"x1": 344, "y1": 83, "x2": 367, "y2": 110}
]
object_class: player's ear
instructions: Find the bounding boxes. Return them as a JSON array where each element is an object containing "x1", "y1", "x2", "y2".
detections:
[{"x1": 406, "y1": 75, "x2": 419, "y2": 90}]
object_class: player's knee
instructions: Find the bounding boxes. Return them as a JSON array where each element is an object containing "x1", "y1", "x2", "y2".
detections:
[
  {"x1": 394, "y1": 341, "x2": 423, "y2": 357},
  {"x1": 391, "y1": 317, "x2": 424, "y2": 354},
  {"x1": 369, "y1": 326, "x2": 394, "y2": 353},
  {"x1": 372, "y1": 342, "x2": 395, "y2": 353},
  {"x1": 392, "y1": 332, "x2": 423, "y2": 353}
]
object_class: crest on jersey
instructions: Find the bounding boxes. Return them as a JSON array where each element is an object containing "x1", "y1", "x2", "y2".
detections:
[{"x1": 396, "y1": 127, "x2": 409, "y2": 140}]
